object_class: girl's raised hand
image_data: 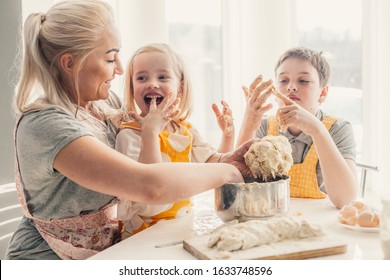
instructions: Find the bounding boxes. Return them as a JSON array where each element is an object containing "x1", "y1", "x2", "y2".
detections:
[
  {"x1": 212, "y1": 100, "x2": 234, "y2": 137},
  {"x1": 129, "y1": 93, "x2": 181, "y2": 134}
]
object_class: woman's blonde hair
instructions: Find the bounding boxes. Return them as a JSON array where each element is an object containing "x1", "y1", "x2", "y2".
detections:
[
  {"x1": 14, "y1": 0, "x2": 120, "y2": 141},
  {"x1": 124, "y1": 43, "x2": 193, "y2": 121}
]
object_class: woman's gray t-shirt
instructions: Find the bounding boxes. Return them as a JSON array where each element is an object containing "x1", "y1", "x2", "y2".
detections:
[
  {"x1": 16, "y1": 107, "x2": 116, "y2": 220},
  {"x1": 7, "y1": 96, "x2": 121, "y2": 259}
]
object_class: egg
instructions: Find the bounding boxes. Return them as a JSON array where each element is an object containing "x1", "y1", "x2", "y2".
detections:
[
  {"x1": 338, "y1": 204, "x2": 358, "y2": 226},
  {"x1": 350, "y1": 200, "x2": 367, "y2": 213},
  {"x1": 356, "y1": 210, "x2": 380, "y2": 228},
  {"x1": 338, "y1": 200, "x2": 381, "y2": 228}
]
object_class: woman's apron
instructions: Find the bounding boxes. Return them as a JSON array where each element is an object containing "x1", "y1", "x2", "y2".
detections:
[
  {"x1": 14, "y1": 115, "x2": 121, "y2": 260},
  {"x1": 267, "y1": 115, "x2": 337, "y2": 199}
]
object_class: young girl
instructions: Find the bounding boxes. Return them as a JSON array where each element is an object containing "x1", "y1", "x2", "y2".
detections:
[
  {"x1": 236, "y1": 46, "x2": 358, "y2": 208},
  {"x1": 115, "y1": 43, "x2": 234, "y2": 237}
]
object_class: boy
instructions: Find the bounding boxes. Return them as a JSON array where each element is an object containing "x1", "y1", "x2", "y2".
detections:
[{"x1": 237, "y1": 47, "x2": 358, "y2": 208}]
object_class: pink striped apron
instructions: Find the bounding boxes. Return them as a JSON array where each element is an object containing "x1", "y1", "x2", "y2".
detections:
[{"x1": 14, "y1": 115, "x2": 121, "y2": 259}]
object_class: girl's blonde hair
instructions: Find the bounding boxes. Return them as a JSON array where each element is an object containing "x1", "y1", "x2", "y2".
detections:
[
  {"x1": 124, "y1": 43, "x2": 193, "y2": 121},
  {"x1": 14, "y1": 0, "x2": 120, "y2": 141},
  {"x1": 274, "y1": 46, "x2": 331, "y2": 87}
]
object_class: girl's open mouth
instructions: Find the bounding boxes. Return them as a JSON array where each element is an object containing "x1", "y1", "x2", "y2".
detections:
[{"x1": 144, "y1": 95, "x2": 164, "y2": 106}]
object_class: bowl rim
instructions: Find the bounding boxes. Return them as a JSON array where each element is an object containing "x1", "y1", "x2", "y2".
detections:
[{"x1": 242, "y1": 175, "x2": 290, "y2": 184}]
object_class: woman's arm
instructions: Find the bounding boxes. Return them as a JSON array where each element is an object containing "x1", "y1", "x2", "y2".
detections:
[{"x1": 53, "y1": 135, "x2": 244, "y2": 204}]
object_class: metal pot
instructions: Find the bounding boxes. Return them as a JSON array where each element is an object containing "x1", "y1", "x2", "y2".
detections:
[{"x1": 214, "y1": 176, "x2": 290, "y2": 222}]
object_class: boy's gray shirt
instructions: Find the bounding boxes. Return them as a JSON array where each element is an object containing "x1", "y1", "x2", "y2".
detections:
[{"x1": 255, "y1": 110, "x2": 356, "y2": 191}]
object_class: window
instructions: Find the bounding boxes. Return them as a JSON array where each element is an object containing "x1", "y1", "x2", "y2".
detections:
[
  {"x1": 20, "y1": 0, "x2": 364, "y2": 155},
  {"x1": 166, "y1": 0, "x2": 223, "y2": 147},
  {"x1": 296, "y1": 0, "x2": 363, "y2": 158}
]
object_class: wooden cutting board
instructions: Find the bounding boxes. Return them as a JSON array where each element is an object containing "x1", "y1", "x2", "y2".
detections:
[{"x1": 183, "y1": 234, "x2": 347, "y2": 260}]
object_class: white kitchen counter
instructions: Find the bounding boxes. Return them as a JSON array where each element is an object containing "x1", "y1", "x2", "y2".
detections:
[{"x1": 89, "y1": 191, "x2": 385, "y2": 260}]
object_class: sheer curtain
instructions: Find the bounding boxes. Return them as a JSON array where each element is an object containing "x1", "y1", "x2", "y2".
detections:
[
  {"x1": 362, "y1": 0, "x2": 390, "y2": 196},
  {"x1": 222, "y1": 0, "x2": 295, "y2": 133}
]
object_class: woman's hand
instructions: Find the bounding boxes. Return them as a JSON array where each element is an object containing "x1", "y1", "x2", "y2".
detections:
[{"x1": 219, "y1": 138, "x2": 257, "y2": 178}]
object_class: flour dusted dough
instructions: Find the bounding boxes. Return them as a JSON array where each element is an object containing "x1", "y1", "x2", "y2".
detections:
[
  {"x1": 208, "y1": 217, "x2": 323, "y2": 252},
  {"x1": 244, "y1": 135, "x2": 293, "y2": 181}
]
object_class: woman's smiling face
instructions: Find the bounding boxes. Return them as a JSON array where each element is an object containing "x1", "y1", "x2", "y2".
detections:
[
  {"x1": 131, "y1": 51, "x2": 182, "y2": 116},
  {"x1": 77, "y1": 35, "x2": 124, "y2": 107}
]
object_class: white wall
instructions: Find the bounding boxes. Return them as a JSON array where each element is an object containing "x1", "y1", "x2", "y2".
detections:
[
  {"x1": 362, "y1": 0, "x2": 390, "y2": 197},
  {"x1": 0, "y1": 0, "x2": 21, "y2": 184}
]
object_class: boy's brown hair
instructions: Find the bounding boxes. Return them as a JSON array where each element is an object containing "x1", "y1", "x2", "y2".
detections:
[{"x1": 274, "y1": 46, "x2": 331, "y2": 87}]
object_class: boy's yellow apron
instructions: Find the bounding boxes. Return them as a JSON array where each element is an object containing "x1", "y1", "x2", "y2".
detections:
[
  {"x1": 267, "y1": 115, "x2": 337, "y2": 198},
  {"x1": 119, "y1": 121, "x2": 192, "y2": 235}
]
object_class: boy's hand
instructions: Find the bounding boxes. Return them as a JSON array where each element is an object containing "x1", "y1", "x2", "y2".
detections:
[
  {"x1": 212, "y1": 100, "x2": 234, "y2": 138},
  {"x1": 272, "y1": 88, "x2": 294, "y2": 132},
  {"x1": 272, "y1": 88, "x2": 294, "y2": 105},
  {"x1": 236, "y1": 75, "x2": 274, "y2": 147},
  {"x1": 273, "y1": 89, "x2": 321, "y2": 136},
  {"x1": 242, "y1": 75, "x2": 274, "y2": 131}
]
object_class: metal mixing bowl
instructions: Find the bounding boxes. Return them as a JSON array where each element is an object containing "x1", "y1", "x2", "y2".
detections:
[{"x1": 214, "y1": 176, "x2": 290, "y2": 222}]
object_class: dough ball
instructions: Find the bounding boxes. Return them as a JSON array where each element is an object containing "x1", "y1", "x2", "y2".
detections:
[{"x1": 244, "y1": 135, "x2": 293, "y2": 181}]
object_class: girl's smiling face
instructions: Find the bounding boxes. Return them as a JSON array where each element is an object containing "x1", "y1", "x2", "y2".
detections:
[
  {"x1": 132, "y1": 51, "x2": 182, "y2": 116},
  {"x1": 275, "y1": 57, "x2": 328, "y2": 114}
]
